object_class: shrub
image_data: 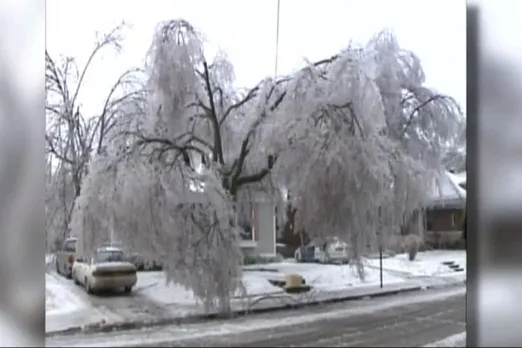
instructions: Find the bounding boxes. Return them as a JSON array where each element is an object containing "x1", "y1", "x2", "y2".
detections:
[{"x1": 404, "y1": 234, "x2": 422, "y2": 261}]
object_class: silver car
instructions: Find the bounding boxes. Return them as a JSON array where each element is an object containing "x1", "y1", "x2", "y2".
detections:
[{"x1": 294, "y1": 237, "x2": 351, "y2": 264}]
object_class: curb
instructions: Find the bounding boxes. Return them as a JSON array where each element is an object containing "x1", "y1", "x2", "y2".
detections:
[
  {"x1": 424, "y1": 279, "x2": 466, "y2": 290},
  {"x1": 45, "y1": 279, "x2": 465, "y2": 338}
]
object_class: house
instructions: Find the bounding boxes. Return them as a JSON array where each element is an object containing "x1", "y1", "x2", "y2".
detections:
[
  {"x1": 424, "y1": 170, "x2": 466, "y2": 248},
  {"x1": 187, "y1": 170, "x2": 277, "y2": 256},
  {"x1": 236, "y1": 191, "x2": 277, "y2": 257}
]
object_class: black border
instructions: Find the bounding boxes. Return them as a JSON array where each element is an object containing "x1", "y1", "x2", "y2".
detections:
[{"x1": 465, "y1": 4, "x2": 479, "y2": 347}]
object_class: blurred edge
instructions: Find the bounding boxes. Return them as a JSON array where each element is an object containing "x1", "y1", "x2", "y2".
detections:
[
  {"x1": 477, "y1": 1, "x2": 522, "y2": 346},
  {"x1": 1, "y1": 0, "x2": 522, "y2": 347},
  {"x1": 0, "y1": 0, "x2": 46, "y2": 346},
  {"x1": 465, "y1": 4, "x2": 478, "y2": 348}
]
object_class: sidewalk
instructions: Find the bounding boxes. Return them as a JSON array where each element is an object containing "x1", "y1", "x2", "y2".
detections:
[{"x1": 46, "y1": 274, "x2": 465, "y2": 337}]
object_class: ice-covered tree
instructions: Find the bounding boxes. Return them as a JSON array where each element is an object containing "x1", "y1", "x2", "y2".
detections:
[
  {"x1": 442, "y1": 124, "x2": 466, "y2": 173},
  {"x1": 46, "y1": 155, "x2": 76, "y2": 251},
  {"x1": 266, "y1": 30, "x2": 464, "y2": 277},
  {"x1": 45, "y1": 23, "x2": 144, "y2": 248},
  {"x1": 72, "y1": 21, "x2": 463, "y2": 311}
]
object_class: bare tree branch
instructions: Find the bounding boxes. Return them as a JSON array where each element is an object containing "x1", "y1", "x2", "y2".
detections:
[
  {"x1": 202, "y1": 61, "x2": 224, "y2": 165},
  {"x1": 401, "y1": 94, "x2": 452, "y2": 137},
  {"x1": 219, "y1": 85, "x2": 259, "y2": 126}
]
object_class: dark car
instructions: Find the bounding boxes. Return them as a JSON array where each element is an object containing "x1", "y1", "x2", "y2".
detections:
[{"x1": 276, "y1": 243, "x2": 297, "y2": 259}]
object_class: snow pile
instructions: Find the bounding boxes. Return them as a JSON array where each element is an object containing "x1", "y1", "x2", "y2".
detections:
[
  {"x1": 136, "y1": 272, "x2": 283, "y2": 306},
  {"x1": 365, "y1": 250, "x2": 466, "y2": 277},
  {"x1": 424, "y1": 332, "x2": 466, "y2": 347},
  {"x1": 45, "y1": 273, "x2": 86, "y2": 316}
]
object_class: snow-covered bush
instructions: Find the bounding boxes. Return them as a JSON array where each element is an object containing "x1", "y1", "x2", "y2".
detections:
[{"x1": 404, "y1": 234, "x2": 423, "y2": 261}]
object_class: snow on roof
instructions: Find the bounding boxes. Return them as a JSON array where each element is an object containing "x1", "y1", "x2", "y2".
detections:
[{"x1": 427, "y1": 170, "x2": 466, "y2": 207}]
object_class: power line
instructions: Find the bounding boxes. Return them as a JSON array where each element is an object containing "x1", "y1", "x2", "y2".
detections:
[{"x1": 274, "y1": 0, "x2": 281, "y2": 78}]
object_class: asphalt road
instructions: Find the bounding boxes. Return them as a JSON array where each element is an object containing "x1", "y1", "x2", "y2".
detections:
[
  {"x1": 46, "y1": 286, "x2": 465, "y2": 348},
  {"x1": 139, "y1": 289, "x2": 465, "y2": 348}
]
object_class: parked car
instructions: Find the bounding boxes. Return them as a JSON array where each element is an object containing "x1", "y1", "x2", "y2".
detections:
[
  {"x1": 72, "y1": 246, "x2": 137, "y2": 294},
  {"x1": 55, "y1": 237, "x2": 77, "y2": 278},
  {"x1": 125, "y1": 252, "x2": 163, "y2": 271},
  {"x1": 144, "y1": 259, "x2": 163, "y2": 271},
  {"x1": 100, "y1": 241, "x2": 162, "y2": 271},
  {"x1": 294, "y1": 237, "x2": 350, "y2": 264}
]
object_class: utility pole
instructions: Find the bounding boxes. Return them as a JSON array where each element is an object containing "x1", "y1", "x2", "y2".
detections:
[
  {"x1": 378, "y1": 207, "x2": 383, "y2": 288},
  {"x1": 274, "y1": 0, "x2": 281, "y2": 78}
]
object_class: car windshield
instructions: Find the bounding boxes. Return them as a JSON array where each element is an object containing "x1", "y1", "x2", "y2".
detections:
[{"x1": 94, "y1": 250, "x2": 124, "y2": 263}]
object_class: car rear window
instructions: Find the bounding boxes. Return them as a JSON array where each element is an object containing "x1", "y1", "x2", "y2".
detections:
[
  {"x1": 63, "y1": 240, "x2": 77, "y2": 252},
  {"x1": 95, "y1": 250, "x2": 124, "y2": 263}
]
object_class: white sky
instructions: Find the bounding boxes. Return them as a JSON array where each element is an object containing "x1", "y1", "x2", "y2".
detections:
[{"x1": 46, "y1": 0, "x2": 466, "y2": 118}]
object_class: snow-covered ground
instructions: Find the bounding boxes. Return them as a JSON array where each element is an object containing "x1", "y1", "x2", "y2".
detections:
[
  {"x1": 135, "y1": 272, "x2": 284, "y2": 306},
  {"x1": 243, "y1": 262, "x2": 406, "y2": 291},
  {"x1": 46, "y1": 270, "x2": 287, "y2": 334},
  {"x1": 45, "y1": 250, "x2": 466, "y2": 334},
  {"x1": 242, "y1": 250, "x2": 466, "y2": 290},
  {"x1": 46, "y1": 272, "x2": 121, "y2": 333},
  {"x1": 46, "y1": 287, "x2": 466, "y2": 347},
  {"x1": 46, "y1": 272, "x2": 88, "y2": 316},
  {"x1": 424, "y1": 332, "x2": 466, "y2": 347},
  {"x1": 364, "y1": 250, "x2": 466, "y2": 278}
]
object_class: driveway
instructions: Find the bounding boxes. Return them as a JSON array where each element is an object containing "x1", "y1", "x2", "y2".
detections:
[{"x1": 46, "y1": 271, "x2": 172, "y2": 333}]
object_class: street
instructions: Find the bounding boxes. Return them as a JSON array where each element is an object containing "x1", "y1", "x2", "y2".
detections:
[{"x1": 46, "y1": 287, "x2": 465, "y2": 347}]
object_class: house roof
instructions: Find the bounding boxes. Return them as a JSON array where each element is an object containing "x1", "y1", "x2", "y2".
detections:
[{"x1": 427, "y1": 170, "x2": 466, "y2": 208}]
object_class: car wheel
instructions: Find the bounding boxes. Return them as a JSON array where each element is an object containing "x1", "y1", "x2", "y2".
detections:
[
  {"x1": 55, "y1": 260, "x2": 60, "y2": 274},
  {"x1": 85, "y1": 278, "x2": 93, "y2": 294},
  {"x1": 124, "y1": 286, "x2": 132, "y2": 293}
]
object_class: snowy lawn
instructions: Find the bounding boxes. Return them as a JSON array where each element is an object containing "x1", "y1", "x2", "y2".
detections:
[
  {"x1": 135, "y1": 272, "x2": 284, "y2": 306},
  {"x1": 364, "y1": 250, "x2": 466, "y2": 278},
  {"x1": 242, "y1": 262, "x2": 406, "y2": 291}
]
